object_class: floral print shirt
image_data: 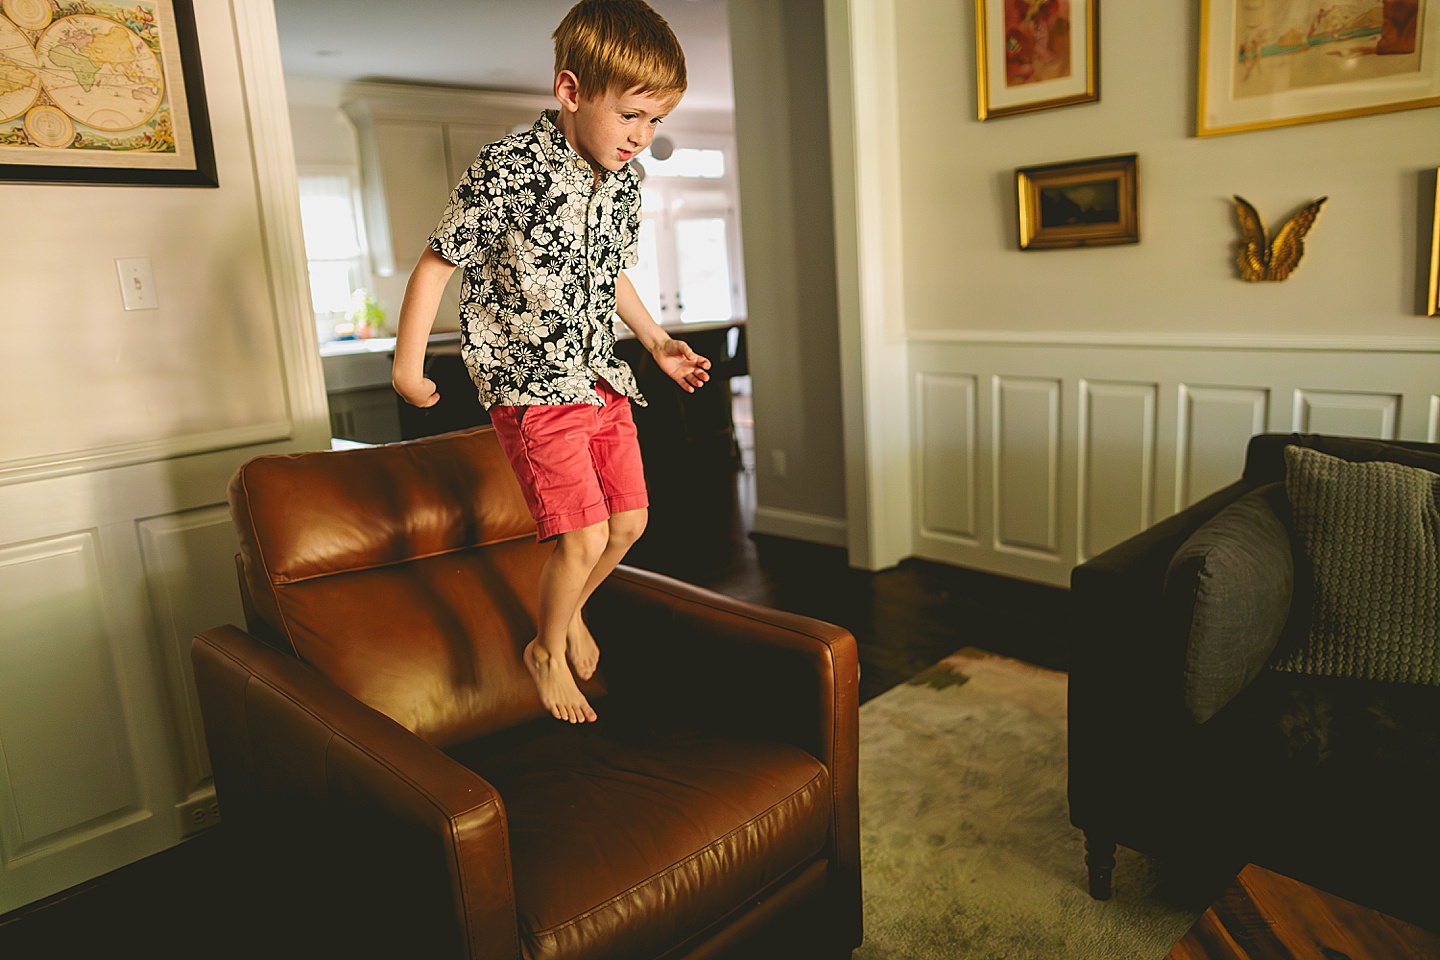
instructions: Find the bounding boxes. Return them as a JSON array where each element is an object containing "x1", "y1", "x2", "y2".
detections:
[{"x1": 428, "y1": 110, "x2": 645, "y2": 408}]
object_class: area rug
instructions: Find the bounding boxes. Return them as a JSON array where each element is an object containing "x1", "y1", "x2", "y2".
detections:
[{"x1": 855, "y1": 648, "x2": 1204, "y2": 960}]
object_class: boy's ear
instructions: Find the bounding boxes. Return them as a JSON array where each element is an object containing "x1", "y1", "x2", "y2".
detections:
[{"x1": 554, "y1": 70, "x2": 582, "y2": 113}]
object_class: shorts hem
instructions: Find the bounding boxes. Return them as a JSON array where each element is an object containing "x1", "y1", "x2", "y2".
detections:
[
  {"x1": 606, "y1": 493, "x2": 649, "y2": 515},
  {"x1": 536, "y1": 502, "x2": 612, "y2": 542}
]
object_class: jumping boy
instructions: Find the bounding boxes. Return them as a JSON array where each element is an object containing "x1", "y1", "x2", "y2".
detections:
[{"x1": 391, "y1": 0, "x2": 709, "y2": 724}]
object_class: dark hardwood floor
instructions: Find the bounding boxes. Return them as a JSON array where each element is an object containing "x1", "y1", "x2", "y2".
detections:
[{"x1": 0, "y1": 403, "x2": 1069, "y2": 956}]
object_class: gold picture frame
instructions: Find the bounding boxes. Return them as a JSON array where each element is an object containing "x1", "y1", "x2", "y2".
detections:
[
  {"x1": 975, "y1": 0, "x2": 1098, "y2": 120},
  {"x1": 1197, "y1": 0, "x2": 1440, "y2": 137},
  {"x1": 1016, "y1": 153, "x2": 1138, "y2": 250},
  {"x1": 1428, "y1": 168, "x2": 1439, "y2": 317}
]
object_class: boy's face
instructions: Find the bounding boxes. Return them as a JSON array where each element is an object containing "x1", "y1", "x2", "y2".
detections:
[{"x1": 556, "y1": 74, "x2": 678, "y2": 174}]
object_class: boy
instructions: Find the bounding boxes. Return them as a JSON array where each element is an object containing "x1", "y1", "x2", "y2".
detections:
[{"x1": 391, "y1": 0, "x2": 709, "y2": 724}]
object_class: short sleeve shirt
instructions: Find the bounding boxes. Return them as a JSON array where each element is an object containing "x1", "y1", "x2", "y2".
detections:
[{"x1": 428, "y1": 110, "x2": 645, "y2": 409}]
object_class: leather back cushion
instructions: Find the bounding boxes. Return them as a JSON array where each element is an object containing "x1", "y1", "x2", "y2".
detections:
[{"x1": 227, "y1": 427, "x2": 586, "y2": 746}]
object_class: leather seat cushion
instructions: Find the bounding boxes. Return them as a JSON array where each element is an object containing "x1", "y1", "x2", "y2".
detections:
[{"x1": 449, "y1": 717, "x2": 831, "y2": 960}]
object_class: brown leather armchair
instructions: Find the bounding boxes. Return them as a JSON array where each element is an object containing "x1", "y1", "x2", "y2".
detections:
[{"x1": 192, "y1": 426, "x2": 861, "y2": 959}]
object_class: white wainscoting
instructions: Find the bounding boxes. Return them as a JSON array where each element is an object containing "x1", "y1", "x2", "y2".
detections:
[{"x1": 909, "y1": 336, "x2": 1440, "y2": 587}]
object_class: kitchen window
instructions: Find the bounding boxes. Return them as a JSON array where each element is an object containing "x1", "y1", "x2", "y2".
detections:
[{"x1": 629, "y1": 140, "x2": 745, "y2": 326}]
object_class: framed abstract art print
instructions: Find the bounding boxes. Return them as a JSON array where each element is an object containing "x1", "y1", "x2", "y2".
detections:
[{"x1": 975, "y1": 0, "x2": 1099, "y2": 120}]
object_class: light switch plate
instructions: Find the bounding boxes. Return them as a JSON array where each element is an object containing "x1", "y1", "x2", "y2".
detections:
[{"x1": 115, "y1": 257, "x2": 158, "y2": 310}]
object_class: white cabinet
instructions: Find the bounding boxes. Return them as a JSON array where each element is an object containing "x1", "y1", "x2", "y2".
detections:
[{"x1": 343, "y1": 84, "x2": 550, "y2": 330}]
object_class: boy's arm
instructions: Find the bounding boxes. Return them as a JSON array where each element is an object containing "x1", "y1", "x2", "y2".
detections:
[
  {"x1": 391, "y1": 246, "x2": 457, "y2": 408},
  {"x1": 614, "y1": 272, "x2": 711, "y2": 393}
]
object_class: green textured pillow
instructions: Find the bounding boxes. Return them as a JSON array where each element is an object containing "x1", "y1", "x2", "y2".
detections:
[
  {"x1": 1273, "y1": 445, "x2": 1440, "y2": 685},
  {"x1": 1166, "y1": 483, "x2": 1295, "y2": 723}
]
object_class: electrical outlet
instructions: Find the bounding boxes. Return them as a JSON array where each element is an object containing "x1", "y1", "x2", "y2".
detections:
[{"x1": 177, "y1": 793, "x2": 222, "y2": 836}]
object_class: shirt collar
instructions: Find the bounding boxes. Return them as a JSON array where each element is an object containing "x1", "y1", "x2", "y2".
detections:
[{"x1": 535, "y1": 110, "x2": 635, "y2": 194}]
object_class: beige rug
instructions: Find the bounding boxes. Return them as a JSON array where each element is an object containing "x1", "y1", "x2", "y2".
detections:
[{"x1": 854, "y1": 649, "x2": 1204, "y2": 960}]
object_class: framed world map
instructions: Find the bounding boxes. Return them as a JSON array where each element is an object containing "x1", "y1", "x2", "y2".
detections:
[{"x1": 0, "y1": 0, "x2": 215, "y2": 185}]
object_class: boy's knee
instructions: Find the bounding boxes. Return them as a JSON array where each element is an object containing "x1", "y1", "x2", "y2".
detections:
[
  {"x1": 609, "y1": 509, "x2": 647, "y2": 547},
  {"x1": 559, "y1": 522, "x2": 610, "y2": 562}
]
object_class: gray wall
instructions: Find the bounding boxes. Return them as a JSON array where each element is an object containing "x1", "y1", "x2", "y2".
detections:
[{"x1": 729, "y1": 0, "x2": 850, "y2": 543}]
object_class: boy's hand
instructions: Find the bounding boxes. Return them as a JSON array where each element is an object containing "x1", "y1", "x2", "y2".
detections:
[
  {"x1": 652, "y1": 338, "x2": 711, "y2": 393},
  {"x1": 393, "y1": 375, "x2": 440, "y2": 408}
]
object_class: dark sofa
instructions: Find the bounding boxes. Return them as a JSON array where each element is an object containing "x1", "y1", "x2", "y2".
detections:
[{"x1": 1068, "y1": 433, "x2": 1440, "y2": 928}]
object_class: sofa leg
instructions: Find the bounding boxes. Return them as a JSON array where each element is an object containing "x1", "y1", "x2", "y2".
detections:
[{"x1": 1085, "y1": 833, "x2": 1116, "y2": 900}]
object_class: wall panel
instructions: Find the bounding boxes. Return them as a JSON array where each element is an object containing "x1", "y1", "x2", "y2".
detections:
[
  {"x1": 1177, "y1": 385, "x2": 1269, "y2": 510},
  {"x1": 1292, "y1": 389, "x2": 1400, "y2": 439},
  {"x1": 992, "y1": 377, "x2": 1061, "y2": 557},
  {"x1": 915, "y1": 373, "x2": 977, "y2": 541},
  {"x1": 1079, "y1": 381, "x2": 1157, "y2": 562},
  {"x1": 0, "y1": 534, "x2": 141, "y2": 861},
  {"x1": 137, "y1": 507, "x2": 245, "y2": 802}
]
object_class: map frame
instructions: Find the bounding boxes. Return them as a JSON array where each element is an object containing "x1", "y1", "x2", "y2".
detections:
[{"x1": 0, "y1": 0, "x2": 216, "y2": 186}]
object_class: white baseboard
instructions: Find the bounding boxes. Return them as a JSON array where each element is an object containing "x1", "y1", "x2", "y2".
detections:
[{"x1": 752, "y1": 506, "x2": 850, "y2": 547}]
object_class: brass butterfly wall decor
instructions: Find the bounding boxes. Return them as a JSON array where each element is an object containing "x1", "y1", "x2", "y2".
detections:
[{"x1": 1232, "y1": 195, "x2": 1327, "y2": 282}]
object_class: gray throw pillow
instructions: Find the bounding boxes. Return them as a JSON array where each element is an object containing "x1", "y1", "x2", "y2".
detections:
[
  {"x1": 1166, "y1": 482, "x2": 1295, "y2": 724},
  {"x1": 1271, "y1": 445, "x2": 1440, "y2": 686}
]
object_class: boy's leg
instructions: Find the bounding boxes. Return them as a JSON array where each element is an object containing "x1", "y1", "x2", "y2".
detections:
[
  {"x1": 527, "y1": 519, "x2": 609, "y2": 723},
  {"x1": 566, "y1": 508, "x2": 647, "y2": 680},
  {"x1": 488, "y1": 402, "x2": 614, "y2": 722},
  {"x1": 566, "y1": 382, "x2": 650, "y2": 680}
]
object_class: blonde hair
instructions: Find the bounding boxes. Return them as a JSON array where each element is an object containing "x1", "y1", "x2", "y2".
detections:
[{"x1": 553, "y1": 0, "x2": 687, "y2": 104}]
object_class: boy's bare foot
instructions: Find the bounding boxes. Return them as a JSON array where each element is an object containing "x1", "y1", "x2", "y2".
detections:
[
  {"x1": 524, "y1": 638, "x2": 597, "y2": 723},
  {"x1": 567, "y1": 615, "x2": 600, "y2": 681}
]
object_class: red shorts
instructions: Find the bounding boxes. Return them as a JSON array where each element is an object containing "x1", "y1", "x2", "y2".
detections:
[{"x1": 488, "y1": 381, "x2": 649, "y2": 541}]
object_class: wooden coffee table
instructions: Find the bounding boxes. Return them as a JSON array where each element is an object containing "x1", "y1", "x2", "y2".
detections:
[{"x1": 1165, "y1": 863, "x2": 1440, "y2": 960}]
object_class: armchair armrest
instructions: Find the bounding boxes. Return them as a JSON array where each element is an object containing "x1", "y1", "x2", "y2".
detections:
[
  {"x1": 584, "y1": 565, "x2": 861, "y2": 941},
  {"x1": 192, "y1": 625, "x2": 521, "y2": 960}
]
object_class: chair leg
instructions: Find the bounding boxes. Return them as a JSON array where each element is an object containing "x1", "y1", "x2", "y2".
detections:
[{"x1": 1085, "y1": 832, "x2": 1116, "y2": 900}]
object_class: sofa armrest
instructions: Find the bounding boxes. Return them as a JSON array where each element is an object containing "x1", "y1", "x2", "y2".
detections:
[
  {"x1": 1068, "y1": 478, "x2": 1258, "y2": 837},
  {"x1": 192, "y1": 625, "x2": 521, "y2": 960},
  {"x1": 584, "y1": 565, "x2": 861, "y2": 940}
]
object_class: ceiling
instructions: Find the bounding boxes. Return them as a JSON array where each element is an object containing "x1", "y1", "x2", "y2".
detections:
[{"x1": 271, "y1": 0, "x2": 736, "y2": 112}]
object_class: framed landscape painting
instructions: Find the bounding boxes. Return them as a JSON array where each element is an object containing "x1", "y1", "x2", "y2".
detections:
[
  {"x1": 0, "y1": 0, "x2": 217, "y2": 185},
  {"x1": 975, "y1": 0, "x2": 1098, "y2": 120},
  {"x1": 1015, "y1": 153, "x2": 1138, "y2": 249},
  {"x1": 1198, "y1": 0, "x2": 1440, "y2": 136}
]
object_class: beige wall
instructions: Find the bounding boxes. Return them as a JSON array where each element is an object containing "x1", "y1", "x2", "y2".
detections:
[{"x1": 893, "y1": 0, "x2": 1440, "y2": 340}]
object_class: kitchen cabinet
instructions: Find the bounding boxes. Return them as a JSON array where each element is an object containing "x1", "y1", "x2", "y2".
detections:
[{"x1": 342, "y1": 84, "x2": 550, "y2": 330}]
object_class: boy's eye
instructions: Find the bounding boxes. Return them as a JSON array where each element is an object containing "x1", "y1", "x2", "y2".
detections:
[{"x1": 621, "y1": 113, "x2": 638, "y2": 121}]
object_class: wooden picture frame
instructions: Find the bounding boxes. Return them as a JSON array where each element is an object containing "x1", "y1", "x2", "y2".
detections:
[
  {"x1": 0, "y1": 0, "x2": 217, "y2": 186},
  {"x1": 1016, "y1": 153, "x2": 1138, "y2": 250},
  {"x1": 976, "y1": 0, "x2": 1098, "y2": 120},
  {"x1": 1197, "y1": 0, "x2": 1440, "y2": 137}
]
